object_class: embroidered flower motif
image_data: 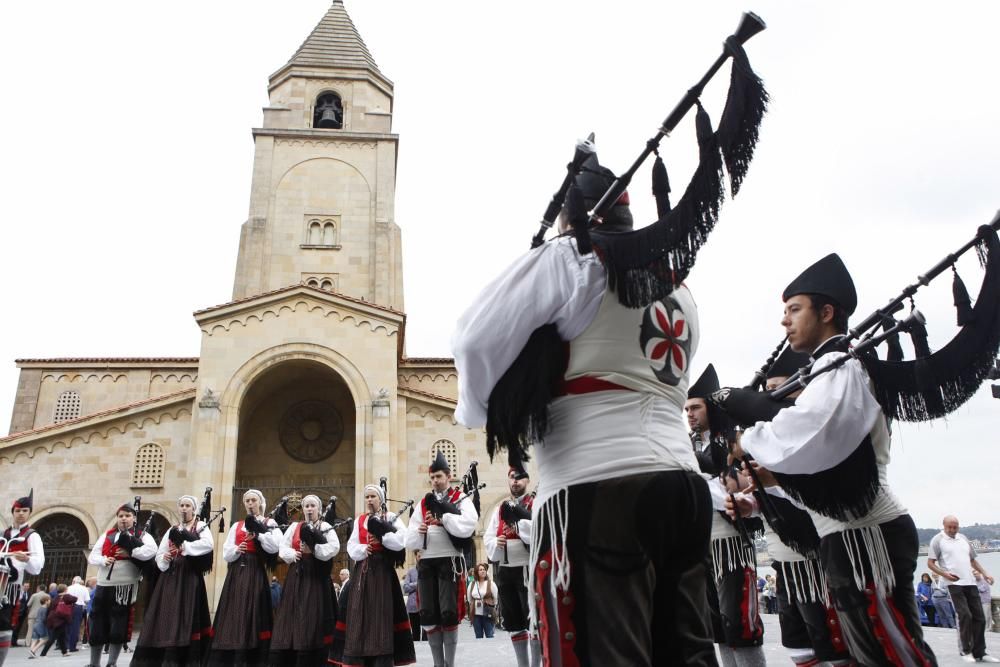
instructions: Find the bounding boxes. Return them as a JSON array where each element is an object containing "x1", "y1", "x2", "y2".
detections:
[{"x1": 639, "y1": 296, "x2": 690, "y2": 385}]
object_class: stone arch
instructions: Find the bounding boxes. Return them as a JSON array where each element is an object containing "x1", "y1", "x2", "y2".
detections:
[
  {"x1": 31, "y1": 512, "x2": 91, "y2": 589},
  {"x1": 275, "y1": 156, "x2": 372, "y2": 197},
  {"x1": 31, "y1": 505, "x2": 99, "y2": 546}
]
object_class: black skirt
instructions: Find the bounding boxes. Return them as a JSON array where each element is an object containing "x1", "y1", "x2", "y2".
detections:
[
  {"x1": 329, "y1": 551, "x2": 415, "y2": 666},
  {"x1": 208, "y1": 551, "x2": 273, "y2": 666},
  {"x1": 269, "y1": 555, "x2": 335, "y2": 667},
  {"x1": 132, "y1": 555, "x2": 213, "y2": 667}
]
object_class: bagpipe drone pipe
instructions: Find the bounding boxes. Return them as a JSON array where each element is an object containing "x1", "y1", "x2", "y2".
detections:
[{"x1": 486, "y1": 12, "x2": 770, "y2": 467}]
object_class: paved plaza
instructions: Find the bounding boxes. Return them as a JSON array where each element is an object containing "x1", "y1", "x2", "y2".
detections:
[{"x1": 4, "y1": 615, "x2": 999, "y2": 666}]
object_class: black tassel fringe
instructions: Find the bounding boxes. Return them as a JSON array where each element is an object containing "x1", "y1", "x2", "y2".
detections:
[
  {"x1": 652, "y1": 155, "x2": 672, "y2": 218},
  {"x1": 862, "y1": 227, "x2": 1000, "y2": 422},
  {"x1": 909, "y1": 316, "x2": 933, "y2": 359},
  {"x1": 761, "y1": 494, "x2": 822, "y2": 558},
  {"x1": 952, "y1": 268, "x2": 974, "y2": 326},
  {"x1": 485, "y1": 324, "x2": 567, "y2": 461},
  {"x1": 717, "y1": 38, "x2": 770, "y2": 197},
  {"x1": 772, "y1": 436, "x2": 881, "y2": 522}
]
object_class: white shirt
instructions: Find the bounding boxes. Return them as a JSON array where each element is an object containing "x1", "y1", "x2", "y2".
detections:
[
  {"x1": 67, "y1": 582, "x2": 90, "y2": 606},
  {"x1": 346, "y1": 513, "x2": 406, "y2": 562},
  {"x1": 3, "y1": 524, "x2": 44, "y2": 581},
  {"x1": 221, "y1": 518, "x2": 282, "y2": 563},
  {"x1": 277, "y1": 521, "x2": 340, "y2": 564},
  {"x1": 404, "y1": 493, "x2": 478, "y2": 559},
  {"x1": 87, "y1": 531, "x2": 158, "y2": 585},
  {"x1": 741, "y1": 346, "x2": 906, "y2": 536},
  {"x1": 928, "y1": 531, "x2": 977, "y2": 586},
  {"x1": 155, "y1": 521, "x2": 215, "y2": 572},
  {"x1": 467, "y1": 579, "x2": 499, "y2": 617},
  {"x1": 483, "y1": 498, "x2": 532, "y2": 567},
  {"x1": 452, "y1": 236, "x2": 606, "y2": 427}
]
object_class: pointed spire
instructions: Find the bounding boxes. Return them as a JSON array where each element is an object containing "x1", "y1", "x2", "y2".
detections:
[{"x1": 286, "y1": 0, "x2": 382, "y2": 74}]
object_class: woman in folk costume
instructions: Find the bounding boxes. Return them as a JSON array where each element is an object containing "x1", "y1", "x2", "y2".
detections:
[
  {"x1": 132, "y1": 494, "x2": 215, "y2": 667},
  {"x1": 85, "y1": 502, "x2": 157, "y2": 667},
  {"x1": 209, "y1": 489, "x2": 282, "y2": 667},
  {"x1": 269, "y1": 494, "x2": 339, "y2": 667},
  {"x1": 330, "y1": 484, "x2": 415, "y2": 667}
]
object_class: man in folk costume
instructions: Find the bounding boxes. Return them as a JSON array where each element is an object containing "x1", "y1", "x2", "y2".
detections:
[
  {"x1": 0, "y1": 490, "x2": 44, "y2": 667},
  {"x1": 85, "y1": 501, "x2": 157, "y2": 667},
  {"x1": 330, "y1": 483, "x2": 415, "y2": 667},
  {"x1": 687, "y1": 366, "x2": 766, "y2": 667},
  {"x1": 269, "y1": 494, "x2": 339, "y2": 667},
  {"x1": 132, "y1": 494, "x2": 215, "y2": 667},
  {"x1": 483, "y1": 465, "x2": 539, "y2": 667},
  {"x1": 404, "y1": 452, "x2": 478, "y2": 667},
  {"x1": 209, "y1": 489, "x2": 283, "y2": 667},
  {"x1": 721, "y1": 254, "x2": 937, "y2": 666}
]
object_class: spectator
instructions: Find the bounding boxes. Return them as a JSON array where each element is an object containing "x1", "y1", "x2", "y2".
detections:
[
  {"x1": 917, "y1": 573, "x2": 937, "y2": 626},
  {"x1": 41, "y1": 592, "x2": 76, "y2": 657},
  {"x1": 83, "y1": 576, "x2": 97, "y2": 646},
  {"x1": 65, "y1": 575, "x2": 90, "y2": 652},
  {"x1": 339, "y1": 568, "x2": 350, "y2": 589},
  {"x1": 467, "y1": 563, "x2": 498, "y2": 639},
  {"x1": 928, "y1": 515, "x2": 998, "y2": 662},
  {"x1": 762, "y1": 575, "x2": 777, "y2": 614},
  {"x1": 25, "y1": 584, "x2": 48, "y2": 643},
  {"x1": 28, "y1": 595, "x2": 50, "y2": 657},
  {"x1": 402, "y1": 552, "x2": 422, "y2": 642},
  {"x1": 931, "y1": 574, "x2": 957, "y2": 629},
  {"x1": 47, "y1": 582, "x2": 58, "y2": 604},
  {"x1": 976, "y1": 572, "x2": 994, "y2": 634},
  {"x1": 270, "y1": 576, "x2": 283, "y2": 611}
]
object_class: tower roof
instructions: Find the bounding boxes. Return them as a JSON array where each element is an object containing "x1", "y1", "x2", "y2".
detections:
[{"x1": 285, "y1": 0, "x2": 382, "y2": 74}]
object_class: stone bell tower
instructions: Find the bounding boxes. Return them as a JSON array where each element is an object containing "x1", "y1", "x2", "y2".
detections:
[{"x1": 232, "y1": 0, "x2": 403, "y2": 311}]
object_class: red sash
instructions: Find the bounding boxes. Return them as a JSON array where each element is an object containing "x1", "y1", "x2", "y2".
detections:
[
  {"x1": 234, "y1": 521, "x2": 258, "y2": 553},
  {"x1": 290, "y1": 523, "x2": 303, "y2": 552},
  {"x1": 100, "y1": 528, "x2": 132, "y2": 560},
  {"x1": 419, "y1": 487, "x2": 462, "y2": 520},
  {"x1": 357, "y1": 514, "x2": 384, "y2": 553}
]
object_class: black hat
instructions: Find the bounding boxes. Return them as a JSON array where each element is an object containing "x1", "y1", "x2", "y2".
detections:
[
  {"x1": 116, "y1": 503, "x2": 136, "y2": 515},
  {"x1": 508, "y1": 465, "x2": 529, "y2": 481},
  {"x1": 688, "y1": 364, "x2": 719, "y2": 400},
  {"x1": 782, "y1": 253, "x2": 858, "y2": 315},
  {"x1": 11, "y1": 489, "x2": 33, "y2": 512},
  {"x1": 766, "y1": 347, "x2": 812, "y2": 380},
  {"x1": 575, "y1": 154, "x2": 630, "y2": 208},
  {"x1": 429, "y1": 450, "x2": 450, "y2": 474}
]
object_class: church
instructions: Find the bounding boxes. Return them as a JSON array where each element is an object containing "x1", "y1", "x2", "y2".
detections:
[{"x1": 0, "y1": 1, "x2": 514, "y2": 607}]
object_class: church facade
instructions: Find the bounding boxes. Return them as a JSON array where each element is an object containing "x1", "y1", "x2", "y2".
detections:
[{"x1": 0, "y1": 2, "x2": 514, "y2": 606}]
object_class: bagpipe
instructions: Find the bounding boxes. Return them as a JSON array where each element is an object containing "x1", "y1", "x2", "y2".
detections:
[
  {"x1": 167, "y1": 487, "x2": 224, "y2": 574},
  {"x1": 711, "y1": 212, "x2": 1000, "y2": 551},
  {"x1": 362, "y1": 477, "x2": 411, "y2": 569},
  {"x1": 0, "y1": 532, "x2": 32, "y2": 604},
  {"x1": 488, "y1": 12, "x2": 770, "y2": 467},
  {"x1": 499, "y1": 491, "x2": 534, "y2": 565},
  {"x1": 729, "y1": 211, "x2": 1000, "y2": 421},
  {"x1": 106, "y1": 496, "x2": 146, "y2": 581},
  {"x1": 423, "y1": 461, "x2": 485, "y2": 552}
]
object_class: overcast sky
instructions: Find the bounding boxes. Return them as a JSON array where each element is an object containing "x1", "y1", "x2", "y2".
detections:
[{"x1": 1, "y1": 1, "x2": 997, "y2": 530}]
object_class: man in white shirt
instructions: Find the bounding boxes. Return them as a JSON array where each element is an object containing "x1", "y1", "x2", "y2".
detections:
[
  {"x1": 723, "y1": 254, "x2": 936, "y2": 665},
  {"x1": 483, "y1": 465, "x2": 537, "y2": 667},
  {"x1": 65, "y1": 576, "x2": 90, "y2": 652},
  {"x1": 404, "y1": 452, "x2": 478, "y2": 667},
  {"x1": 928, "y1": 515, "x2": 997, "y2": 663}
]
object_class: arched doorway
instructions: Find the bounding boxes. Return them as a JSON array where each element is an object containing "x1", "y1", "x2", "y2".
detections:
[
  {"x1": 30, "y1": 513, "x2": 89, "y2": 589},
  {"x1": 233, "y1": 359, "x2": 357, "y2": 579}
]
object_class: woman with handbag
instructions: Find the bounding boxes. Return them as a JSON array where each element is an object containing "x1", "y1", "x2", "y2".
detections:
[{"x1": 467, "y1": 563, "x2": 498, "y2": 639}]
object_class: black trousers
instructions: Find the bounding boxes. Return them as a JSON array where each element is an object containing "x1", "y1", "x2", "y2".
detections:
[
  {"x1": 496, "y1": 565, "x2": 530, "y2": 633},
  {"x1": 41, "y1": 626, "x2": 68, "y2": 655},
  {"x1": 774, "y1": 562, "x2": 849, "y2": 662},
  {"x1": 820, "y1": 514, "x2": 936, "y2": 666},
  {"x1": 417, "y1": 556, "x2": 459, "y2": 628},
  {"x1": 538, "y1": 470, "x2": 717, "y2": 667},
  {"x1": 949, "y1": 584, "x2": 987, "y2": 659}
]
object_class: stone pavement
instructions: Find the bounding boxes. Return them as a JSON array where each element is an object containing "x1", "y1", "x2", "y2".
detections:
[{"x1": 4, "y1": 616, "x2": 998, "y2": 665}]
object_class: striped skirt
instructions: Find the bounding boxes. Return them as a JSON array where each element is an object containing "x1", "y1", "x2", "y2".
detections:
[
  {"x1": 208, "y1": 551, "x2": 273, "y2": 666},
  {"x1": 132, "y1": 556, "x2": 213, "y2": 666},
  {"x1": 269, "y1": 555, "x2": 335, "y2": 667}
]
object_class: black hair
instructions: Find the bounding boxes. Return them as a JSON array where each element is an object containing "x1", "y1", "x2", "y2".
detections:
[{"x1": 807, "y1": 294, "x2": 849, "y2": 334}]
